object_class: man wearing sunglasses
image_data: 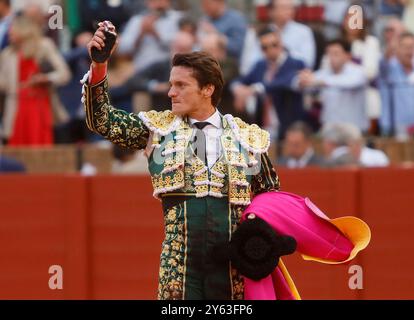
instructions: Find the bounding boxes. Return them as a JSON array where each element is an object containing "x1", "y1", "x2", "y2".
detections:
[{"x1": 231, "y1": 27, "x2": 306, "y2": 141}]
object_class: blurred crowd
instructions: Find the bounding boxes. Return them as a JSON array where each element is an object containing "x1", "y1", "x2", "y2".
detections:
[{"x1": 2, "y1": 0, "x2": 414, "y2": 173}]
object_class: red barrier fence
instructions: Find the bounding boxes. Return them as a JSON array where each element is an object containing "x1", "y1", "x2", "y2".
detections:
[{"x1": 0, "y1": 168, "x2": 413, "y2": 300}]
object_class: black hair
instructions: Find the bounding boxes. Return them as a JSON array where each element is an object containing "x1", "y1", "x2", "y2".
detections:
[
  {"x1": 257, "y1": 26, "x2": 279, "y2": 39},
  {"x1": 172, "y1": 52, "x2": 224, "y2": 107},
  {"x1": 326, "y1": 39, "x2": 352, "y2": 53}
]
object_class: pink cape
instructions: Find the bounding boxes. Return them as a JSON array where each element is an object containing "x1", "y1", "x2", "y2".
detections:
[{"x1": 242, "y1": 191, "x2": 361, "y2": 300}]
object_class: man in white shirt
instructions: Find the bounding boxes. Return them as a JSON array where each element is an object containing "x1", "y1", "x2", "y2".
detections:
[
  {"x1": 321, "y1": 122, "x2": 389, "y2": 167},
  {"x1": 359, "y1": 146, "x2": 390, "y2": 167},
  {"x1": 323, "y1": 0, "x2": 350, "y2": 40},
  {"x1": 298, "y1": 39, "x2": 369, "y2": 132},
  {"x1": 269, "y1": 0, "x2": 316, "y2": 69},
  {"x1": 199, "y1": 0, "x2": 247, "y2": 61},
  {"x1": 277, "y1": 121, "x2": 323, "y2": 168},
  {"x1": 117, "y1": 0, "x2": 182, "y2": 72}
]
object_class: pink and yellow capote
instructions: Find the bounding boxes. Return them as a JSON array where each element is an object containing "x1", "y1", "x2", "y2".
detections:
[{"x1": 242, "y1": 191, "x2": 371, "y2": 300}]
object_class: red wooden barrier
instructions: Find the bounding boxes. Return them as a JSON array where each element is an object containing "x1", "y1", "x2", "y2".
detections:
[
  {"x1": 358, "y1": 168, "x2": 414, "y2": 299},
  {"x1": 0, "y1": 176, "x2": 88, "y2": 299},
  {"x1": 0, "y1": 168, "x2": 413, "y2": 299},
  {"x1": 88, "y1": 176, "x2": 162, "y2": 299}
]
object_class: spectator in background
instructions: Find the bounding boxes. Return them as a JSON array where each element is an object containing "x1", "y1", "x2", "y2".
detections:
[
  {"x1": 22, "y1": 2, "x2": 46, "y2": 28},
  {"x1": 199, "y1": 0, "x2": 247, "y2": 61},
  {"x1": 376, "y1": 0, "x2": 408, "y2": 38},
  {"x1": 322, "y1": 0, "x2": 350, "y2": 41},
  {"x1": 0, "y1": 0, "x2": 11, "y2": 123},
  {"x1": 239, "y1": 24, "x2": 264, "y2": 76},
  {"x1": 0, "y1": 14, "x2": 71, "y2": 145},
  {"x1": 200, "y1": 32, "x2": 240, "y2": 118},
  {"x1": 0, "y1": 155, "x2": 26, "y2": 173},
  {"x1": 347, "y1": 132, "x2": 390, "y2": 168},
  {"x1": 320, "y1": 122, "x2": 362, "y2": 167},
  {"x1": 57, "y1": 31, "x2": 96, "y2": 143},
  {"x1": 298, "y1": 39, "x2": 368, "y2": 133},
  {"x1": 123, "y1": 0, "x2": 147, "y2": 15},
  {"x1": 321, "y1": 122, "x2": 390, "y2": 167},
  {"x1": 269, "y1": 0, "x2": 316, "y2": 69},
  {"x1": 379, "y1": 32, "x2": 414, "y2": 139},
  {"x1": 78, "y1": 0, "x2": 132, "y2": 33},
  {"x1": 231, "y1": 27, "x2": 306, "y2": 140},
  {"x1": 22, "y1": 2, "x2": 61, "y2": 45},
  {"x1": 112, "y1": 145, "x2": 147, "y2": 174},
  {"x1": 359, "y1": 0, "x2": 377, "y2": 25},
  {"x1": 118, "y1": 0, "x2": 182, "y2": 73},
  {"x1": 403, "y1": 0, "x2": 414, "y2": 33},
  {"x1": 341, "y1": 9, "x2": 382, "y2": 135},
  {"x1": 381, "y1": 17, "x2": 406, "y2": 61},
  {"x1": 178, "y1": 15, "x2": 198, "y2": 41},
  {"x1": 65, "y1": 0, "x2": 147, "y2": 36},
  {"x1": 0, "y1": 0, "x2": 12, "y2": 50},
  {"x1": 110, "y1": 31, "x2": 195, "y2": 111},
  {"x1": 380, "y1": 0, "x2": 407, "y2": 18},
  {"x1": 277, "y1": 121, "x2": 323, "y2": 168}
]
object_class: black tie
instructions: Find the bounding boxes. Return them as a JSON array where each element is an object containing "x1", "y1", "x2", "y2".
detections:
[
  {"x1": 193, "y1": 122, "x2": 210, "y2": 165},
  {"x1": 194, "y1": 122, "x2": 211, "y2": 130}
]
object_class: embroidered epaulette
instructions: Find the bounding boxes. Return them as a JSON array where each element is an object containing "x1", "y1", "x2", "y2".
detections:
[
  {"x1": 138, "y1": 110, "x2": 182, "y2": 136},
  {"x1": 224, "y1": 114, "x2": 270, "y2": 154}
]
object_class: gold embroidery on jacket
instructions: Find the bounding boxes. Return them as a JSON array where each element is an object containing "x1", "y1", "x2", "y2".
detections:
[
  {"x1": 221, "y1": 133, "x2": 251, "y2": 206},
  {"x1": 152, "y1": 124, "x2": 192, "y2": 198},
  {"x1": 84, "y1": 79, "x2": 149, "y2": 150},
  {"x1": 158, "y1": 204, "x2": 186, "y2": 300}
]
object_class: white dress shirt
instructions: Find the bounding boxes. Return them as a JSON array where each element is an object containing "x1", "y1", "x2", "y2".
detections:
[
  {"x1": 189, "y1": 109, "x2": 223, "y2": 168},
  {"x1": 360, "y1": 147, "x2": 390, "y2": 167},
  {"x1": 118, "y1": 10, "x2": 182, "y2": 72},
  {"x1": 286, "y1": 148, "x2": 316, "y2": 169},
  {"x1": 277, "y1": 20, "x2": 316, "y2": 69},
  {"x1": 315, "y1": 62, "x2": 369, "y2": 131}
]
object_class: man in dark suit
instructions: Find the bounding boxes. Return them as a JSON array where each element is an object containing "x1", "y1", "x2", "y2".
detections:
[
  {"x1": 231, "y1": 27, "x2": 306, "y2": 140},
  {"x1": 277, "y1": 121, "x2": 323, "y2": 168}
]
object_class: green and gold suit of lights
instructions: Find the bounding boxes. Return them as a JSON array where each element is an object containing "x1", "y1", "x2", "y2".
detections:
[{"x1": 83, "y1": 77, "x2": 280, "y2": 300}]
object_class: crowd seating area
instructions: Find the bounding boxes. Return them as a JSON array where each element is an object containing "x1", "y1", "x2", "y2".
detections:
[
  {"x1": 2, "y1": 137, "x2": 414, "y2": 174},
  {"x1": 1, "y1": 145, "x2": 113, "y2": 174}
]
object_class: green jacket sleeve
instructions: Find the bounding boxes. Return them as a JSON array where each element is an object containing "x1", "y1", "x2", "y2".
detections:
[
  {"x1": 251, "y1": 153, "x2": 281, "y2": 196},
  {"x1": 82, "y1": 77, "x2": 149, "y2": 150}
]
